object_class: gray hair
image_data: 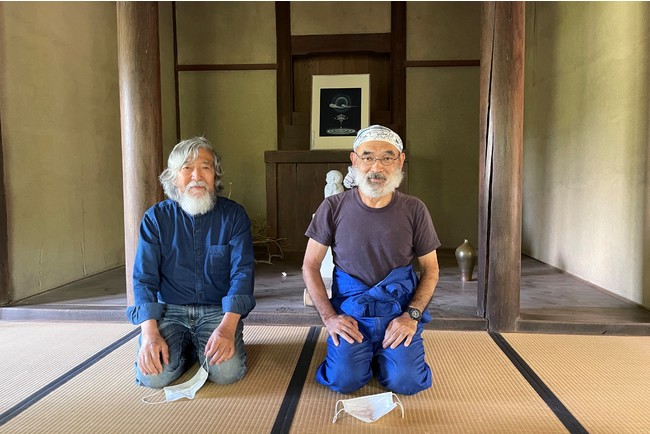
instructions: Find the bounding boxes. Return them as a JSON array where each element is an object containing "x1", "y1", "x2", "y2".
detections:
[{"x1": 159, "y1": 136, "x2": 224, "y2": 200}]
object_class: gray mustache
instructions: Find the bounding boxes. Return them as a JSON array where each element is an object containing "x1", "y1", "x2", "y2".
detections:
[{"x1": 367, "y1": 172, "x2": 387, "y2": 180}]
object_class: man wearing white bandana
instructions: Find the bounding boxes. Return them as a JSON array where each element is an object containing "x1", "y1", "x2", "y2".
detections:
[
  {"x1": 303, "y1": 125, "x2": 441, "y2": 395},
  {"x1": 127, "y1": 136, "x2": 255, "y2": 390}
]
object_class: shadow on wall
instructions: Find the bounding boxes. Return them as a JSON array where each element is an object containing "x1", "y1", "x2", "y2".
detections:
[
  {"x1": 642, "y1": 6, "x2": 650, "y2": 309},
  {"x1": 521, "y1": 3, "x2": 557, "y2": 258}
]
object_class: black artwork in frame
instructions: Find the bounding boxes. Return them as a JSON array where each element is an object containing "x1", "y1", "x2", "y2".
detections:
[{"x1": 318, "y1": 88, "x2": 362, "y2": 137}]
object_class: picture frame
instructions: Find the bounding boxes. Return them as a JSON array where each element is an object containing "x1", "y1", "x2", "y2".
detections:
[{"x1": 310, "y1": 74, "x2": 370, "y2": 150}]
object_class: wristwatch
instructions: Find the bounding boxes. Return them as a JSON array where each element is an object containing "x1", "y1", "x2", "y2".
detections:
[{"x1": 407, "y1": 307, "x2": 422, "y2": 322}]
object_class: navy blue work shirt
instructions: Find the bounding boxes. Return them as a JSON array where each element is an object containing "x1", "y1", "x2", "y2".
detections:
[{"x1": 126, "y1": 197, "x2": 255, "y2": 325}]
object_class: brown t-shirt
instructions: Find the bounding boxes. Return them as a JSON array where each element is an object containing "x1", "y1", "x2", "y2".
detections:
[{"x1": 306, "y1": 189, "x2": 441, "y2": 287}]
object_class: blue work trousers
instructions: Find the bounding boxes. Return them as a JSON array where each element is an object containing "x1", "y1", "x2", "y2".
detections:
[
  {"x1": 134, "y1": 304, "x2": 247, "y2": 389},
  {"x1": 315, "y1": 315, "x2": 431, "y2": 395}
]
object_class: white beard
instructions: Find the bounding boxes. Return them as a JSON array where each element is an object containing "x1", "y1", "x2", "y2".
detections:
[
  {"x1": 177, "y1": 182, "x2": 217, "y2": 216},
  {"x1": 354, "y1": 169, "x2": 403, "y2": 198}
]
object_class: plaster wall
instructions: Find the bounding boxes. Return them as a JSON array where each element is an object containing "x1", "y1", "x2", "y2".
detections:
[
  {"x1": 406, "y1": 2, "x2": 480, "y2": 249},
  {"x1": 291, "y1": 1, "x2": 390, "y2": 35},
  {"x1": 174, "y1": 2, "x2": 276, "y2": 222},
  {"x1": 407, "y1": 2, "x2": 481, "y2": 61},
  {"x1": 176, "y1": 2, "x2": 276, "y2": 65},
  {"x1": 0, "y1": 2, "x2": 123, "y2": 300},
  {"x1": 523, "y1": 2, "x2": 650, "y2": 305},
  {"x1": 178, "y1": 70, "x2": 276, "y2": 221},
  {"x1": 407, "y1": 67, "x2": 480, "y2": 250}
]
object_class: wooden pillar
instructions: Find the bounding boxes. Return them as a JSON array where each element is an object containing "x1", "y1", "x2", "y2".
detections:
[
  {"x1": 477, "y1": 2, "x2": 525, "y2": 332},
  {"x1": 275, "y1": 2, "x2": 292, "y2": 151},
  {"x1": 117, "y1": 2, "x2": 164, "y2": 305},
  {"x1": 390, "y1": 2, "x2": 406, "y2": 142}
]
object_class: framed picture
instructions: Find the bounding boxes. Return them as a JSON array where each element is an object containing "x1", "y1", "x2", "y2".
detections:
[{"x1": 310, "y1": 74, "x2": 370, "y2": 150}]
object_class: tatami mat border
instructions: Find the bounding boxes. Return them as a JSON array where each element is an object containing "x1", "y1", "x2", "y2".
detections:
[
  {"x1": 490, "y1": 332, "x2": 587, "y2": 434},
  {"x1": 271, "y1": 326, "x2": 320, "y2": 434},
  {"x1": 0, "y1": 328, "x2": 140, "y2": 427}
]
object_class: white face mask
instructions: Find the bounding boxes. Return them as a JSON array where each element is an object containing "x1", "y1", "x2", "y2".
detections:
[
  {"x1": 332, "y1": 392, "x2": 404, "y2": 423},
  {"x1": 142, "y1": 358, "x2": 210, "y2": 404}
]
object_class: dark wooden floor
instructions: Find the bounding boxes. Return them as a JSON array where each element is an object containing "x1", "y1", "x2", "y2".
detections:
[{"x1": 2, "y1": 250, "x2": 650, "y2": 335}]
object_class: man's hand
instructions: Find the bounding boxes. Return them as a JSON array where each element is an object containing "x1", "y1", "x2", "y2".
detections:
[
  {"x1": 138, "y1": 322, "x2": 169, "y2": 376},
  {"x1": 382, "y1": 313, "x2": 417, "y2": 349},
  {"x1": 204, "y1": 313, "x2": 239, "y2": 366},
  {"x1": 204, "y1": 327, "x2": 235, "y2": 366},
  {"x1": 324, "y1": 314, "x2": 364, "y2": 346}
]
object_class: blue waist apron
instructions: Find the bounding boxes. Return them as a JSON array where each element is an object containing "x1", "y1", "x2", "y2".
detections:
[{"x1": 330, "y1": 264, "x2": 431, "y2": 323}]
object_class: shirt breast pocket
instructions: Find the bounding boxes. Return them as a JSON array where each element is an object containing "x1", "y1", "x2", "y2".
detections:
[{"x1": 207, "y1": 244, "x2": 231, "y2": 284}]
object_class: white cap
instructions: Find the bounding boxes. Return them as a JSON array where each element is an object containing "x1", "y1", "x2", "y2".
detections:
[{"x1": 352, "y1": 125, "x2": 403, "y2": 153}]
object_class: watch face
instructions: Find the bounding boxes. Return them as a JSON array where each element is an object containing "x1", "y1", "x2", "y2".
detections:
[{"x1": 409, "y1": 308, "x2": 421, "y2": 320}]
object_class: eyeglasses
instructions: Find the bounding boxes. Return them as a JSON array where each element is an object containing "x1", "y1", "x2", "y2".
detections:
[{"x1": 353, "y1": 152, "x2": 402, "y2": 166}]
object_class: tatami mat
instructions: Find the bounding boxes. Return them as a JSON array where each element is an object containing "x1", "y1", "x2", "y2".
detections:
[
  {"x1": 289, "y1": 329, "x2": 568, "y2": 434},
  {"x1": 0, "y1": 321, "x2": 137, "y2": 414},
  {"x1": 6, "y1": 322, "x2": 646, "y2": 434},
  {"x1": 503, "y1": 333, "x2": 650, "y2": 434},
  {"x1": 1, "y1": 325, "x2": 310, "y2": 434}
]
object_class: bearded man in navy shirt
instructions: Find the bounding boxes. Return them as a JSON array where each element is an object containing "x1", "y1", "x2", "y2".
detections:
[{"x1": 126, "y1": 136, "x2": 255, "y2": 388}]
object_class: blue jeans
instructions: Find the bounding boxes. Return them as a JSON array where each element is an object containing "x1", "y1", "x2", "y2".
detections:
[
  {"x1": 135, "y1": 304, "x2": 247, "y2": 389},
  {"x1": 315, "y1": 316, "x2": 431, "y2": 395}
]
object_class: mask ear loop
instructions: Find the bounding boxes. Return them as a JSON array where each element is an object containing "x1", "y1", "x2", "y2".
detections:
[
  {"x1": 202, "y1": 356, "x2": 210, "y2": 371},
  {"x1": 332, "y1": 400, "x2": 345, "y2": 423},
  {"x1": 142, "y1": 389, "x2": 166, "y2": 405},
  {"x1": 391, "y1": 393, "x2": 405, "y2": 418}
]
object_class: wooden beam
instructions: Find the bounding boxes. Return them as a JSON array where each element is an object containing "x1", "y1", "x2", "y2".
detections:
[
  {"x1": 117, "y1": 2, "x2": 164, "y2": 305},
  {"x1": 172, "y1": 1, "x2": 180, "y2": 142},
  {"x1": 177, "y1": 64, "x2": 277, "y2": 71},
  {"x1": 406, "y1": 60, "x2": 480, "y2": 68},
  {"x1": 291, "y1": 33, "x2": 391, "y2": 56},
  {"x1": 477, "y1": 2, "x2": 525, "y2": 332},
  {"x1": 275, "y1": 2, "x2": 293, "y2": 150}
]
